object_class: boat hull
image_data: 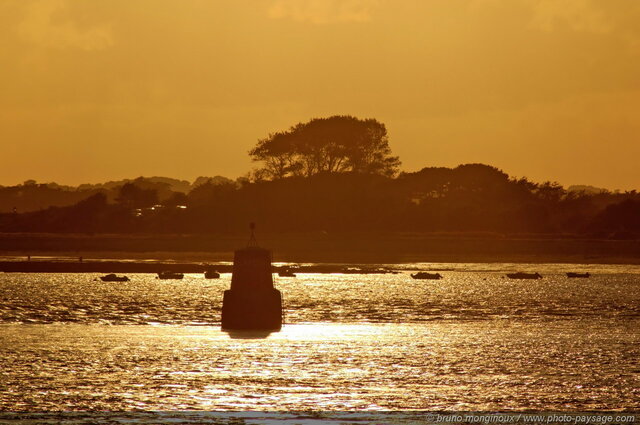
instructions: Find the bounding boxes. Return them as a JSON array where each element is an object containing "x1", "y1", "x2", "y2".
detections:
[
  {"x1": 157, "y1": 273, "x2": 183, "y2": 280},
  {"x1": 506, "y1": 273, "x2": 541, "y2": 279},
  {"x1": 567, "y1": 272, "x2": 590, "y2": 278},
  {"x1": 411, "y1": 273, "x2": 442, "y2": 280},
  {"x1": 99, "y1": 274, "x2": 129, "y2": 282}
]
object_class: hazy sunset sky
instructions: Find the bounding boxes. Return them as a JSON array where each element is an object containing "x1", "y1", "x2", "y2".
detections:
[{"x1": 1, "y1": 0, "x2": 639, "y2": 189}]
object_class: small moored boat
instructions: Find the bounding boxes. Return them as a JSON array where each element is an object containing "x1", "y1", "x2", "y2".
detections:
[
  {"x1": 341, "y1": 267, "x2": 362, "y2": 274},
  {"x1": 278, "y1": 268, "x2": 296, "y2": 277},
  {"x1": 100, "y1": 273, "x2": 129, "y2": 282},
  {"x1": 411, "y1": 272, "x2": 442, "y2": 280},
  {"x1": 567, "y1": 272, "x2": 590, "y2": 278},
  {"x1": 157, "y1": 271, "x2": 184, "y2": 280},
  {"x1": 506, "y1": 272, "x2": 542, "y2": 279},
  {"x1": 204, "y1": 270, "x2": 220, "y2": 279}
]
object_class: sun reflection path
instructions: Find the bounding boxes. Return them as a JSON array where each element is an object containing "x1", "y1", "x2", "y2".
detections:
[{"x1": 1, "y1": 320, "x2": 639, "y2": 410}]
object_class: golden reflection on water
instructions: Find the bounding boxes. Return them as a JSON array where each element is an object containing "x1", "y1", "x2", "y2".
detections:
[
  {"x1": 1, "y1": 267, "x2": 639, "y2": 325},
  {"x1": 1, "y1": 321, "x2": 639, "y2": 410},
  {"x1": 0, "y1": 266, "x2": 639, "y2": 410}
]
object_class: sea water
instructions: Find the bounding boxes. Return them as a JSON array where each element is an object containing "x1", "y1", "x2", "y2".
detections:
[{"x1": 0, "y1": 264, "x2": 638, "y2": 410}]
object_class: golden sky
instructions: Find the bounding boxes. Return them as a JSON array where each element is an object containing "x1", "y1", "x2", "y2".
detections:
[{"x1": 1, "y1": 0, "x2": 639, "y2": 189}]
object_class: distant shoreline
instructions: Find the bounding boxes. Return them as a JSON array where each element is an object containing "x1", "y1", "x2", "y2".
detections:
[{"x1": 0, "y1": 232, "x2": 638, "y2": 266}]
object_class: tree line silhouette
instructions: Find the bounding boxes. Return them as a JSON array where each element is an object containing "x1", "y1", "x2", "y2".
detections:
[{"x1": 0, "y1": 116, "x2": 638, "y2": 238}]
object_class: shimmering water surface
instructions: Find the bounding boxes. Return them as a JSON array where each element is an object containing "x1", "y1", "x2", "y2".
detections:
[{"x1": 1, "y1": 264, "x2": 639, "y2": 410}]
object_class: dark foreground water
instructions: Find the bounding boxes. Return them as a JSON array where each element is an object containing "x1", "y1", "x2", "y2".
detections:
[{"x1": 0, "y1": 263, "x2": 639, "y2": 410}]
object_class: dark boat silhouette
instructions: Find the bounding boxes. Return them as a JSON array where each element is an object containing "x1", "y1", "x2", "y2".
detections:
[
  {"x1": 341, "y1": 267, "x2": 362, "y2": 274},
  {"x1": 411, "y1": 272, "x2": 442, "y2": 280},
  {"x1": 506, "y1": 272, "x2": 542, "y2": 279},
  {"x1": 157, "y1": 271, "x2": 184, "y2": 280},
  {"x1": 341, "y1": 267, "x2": 393, "y2": 274},
  {"x1": 99, "y1": 273, "x2": 129, "y2": 282},
  {"x1": 567, "y1": 272, "x2": 590, "y2": 278},
  {"x1": 278, "y1": 268, "x2": 296, "y2": 277},
  {"x1": 204, "y1": 270, "x2": 220, "y2": 279}
]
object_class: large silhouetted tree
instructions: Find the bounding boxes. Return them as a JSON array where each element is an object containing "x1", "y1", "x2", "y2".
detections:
[{"x1": 249, "y1": 116, "x2": 400, "y2": 179}]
